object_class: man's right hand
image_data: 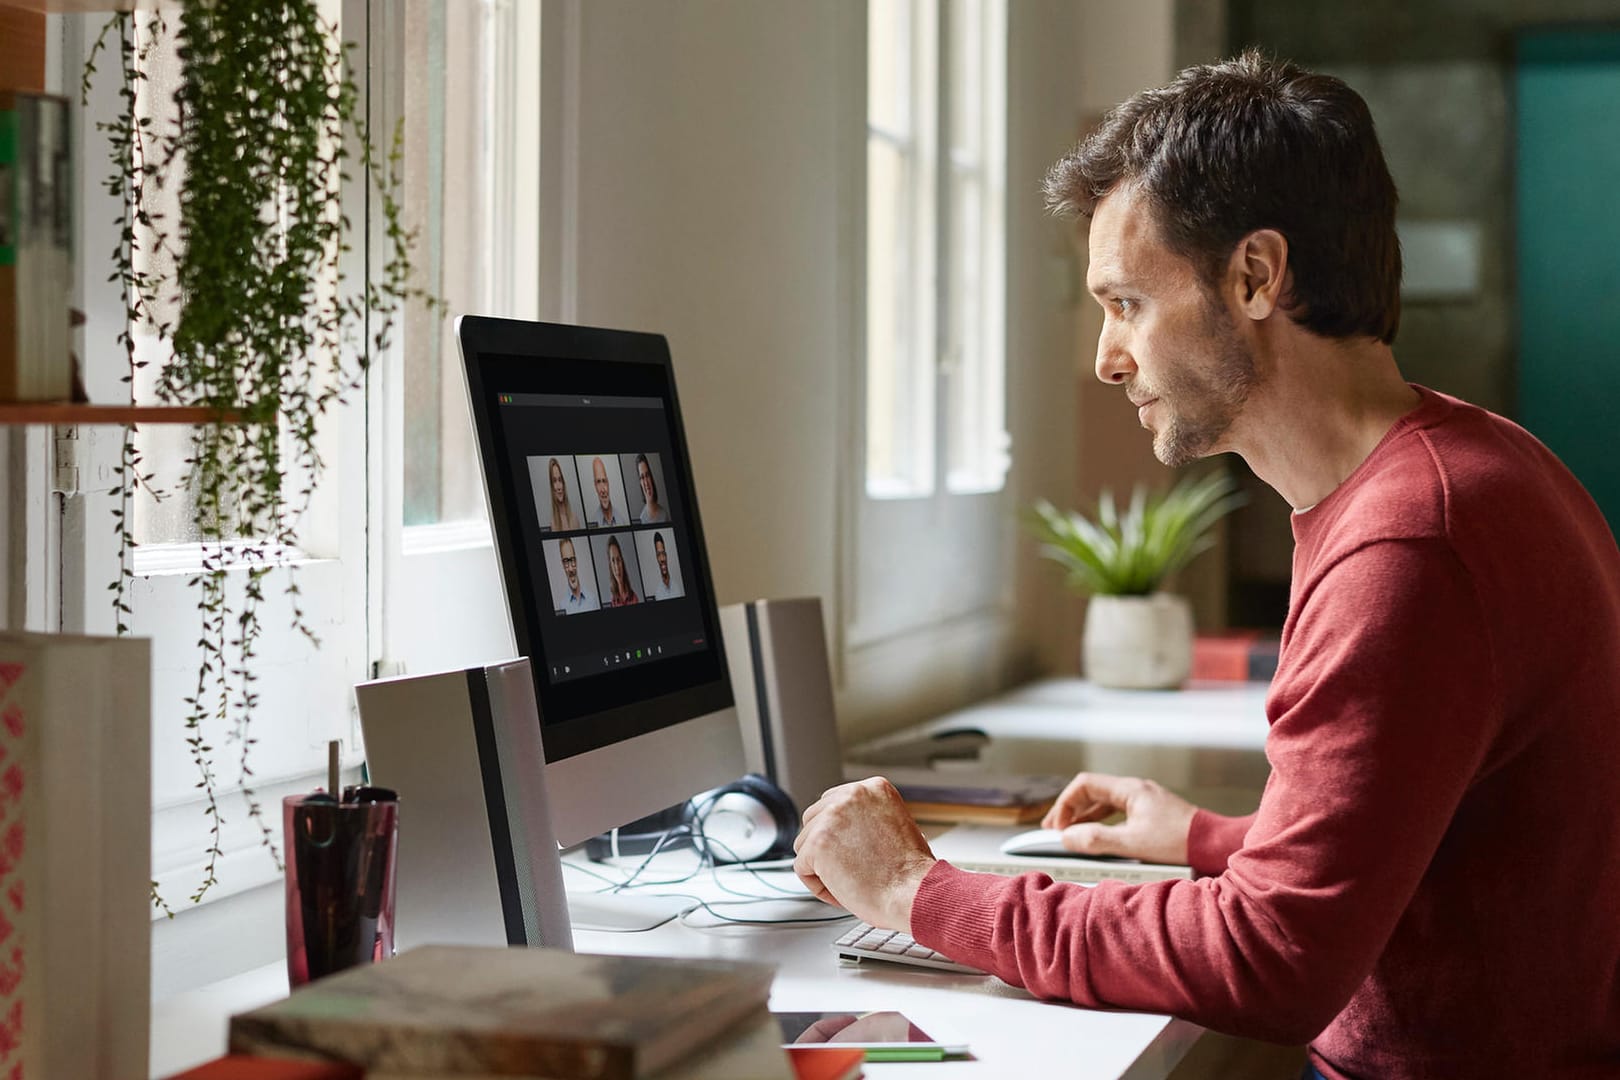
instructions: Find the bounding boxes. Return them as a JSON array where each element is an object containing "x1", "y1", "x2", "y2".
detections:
[{"x1": 1040, "y1": 772, "x2": 1198, "y2": 865}]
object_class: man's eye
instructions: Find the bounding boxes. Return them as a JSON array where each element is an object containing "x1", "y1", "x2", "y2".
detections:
[{"x1": 1114, "y1": 297, "x2": 1136, "y2": 314}]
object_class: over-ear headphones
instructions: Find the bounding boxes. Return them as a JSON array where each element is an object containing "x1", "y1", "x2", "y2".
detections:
[{"x1": 686, "y1": 773, "x2": 799, "y2": 864}]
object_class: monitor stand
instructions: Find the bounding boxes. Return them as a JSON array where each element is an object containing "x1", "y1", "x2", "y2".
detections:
[{"x1": 567, "y1": 890, "x2": 694, "y2": 932}]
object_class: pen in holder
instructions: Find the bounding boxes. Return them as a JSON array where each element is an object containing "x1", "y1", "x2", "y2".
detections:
[{"x1": 283, "y1": 782, "x2": 399, "y2": 988}]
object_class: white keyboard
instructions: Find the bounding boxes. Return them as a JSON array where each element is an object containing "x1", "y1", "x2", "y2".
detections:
[{"x1": 832, "y1": 921, "x2": 984, "y2": 975}]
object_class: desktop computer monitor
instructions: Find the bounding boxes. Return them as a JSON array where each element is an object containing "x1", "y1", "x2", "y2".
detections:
[{"x1": 456, "y1": 315, "x2": 749, "y2": 847}]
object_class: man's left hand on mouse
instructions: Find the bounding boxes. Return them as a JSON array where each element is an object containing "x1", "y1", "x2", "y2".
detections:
[{"x1": 793, "y1": 777, "x2": 937, "y2": 932}]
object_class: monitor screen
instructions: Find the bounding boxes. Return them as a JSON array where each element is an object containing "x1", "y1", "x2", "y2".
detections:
[{"x1": 459, "y1": 319, "x2": 735, "y2": 766}]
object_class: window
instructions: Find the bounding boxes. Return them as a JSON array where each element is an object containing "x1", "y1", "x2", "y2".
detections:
[
  {"x1": 865, "y1": 0, "x2": 1008, "y2": 499},
  {"x1": 397, "y1": 0, "x2": 539, "y2": 534},
  {"x1": 85, "y1": 3, "x2": 369, "y2": 910},
  {"x1": 58, "y1": 0, "x2": 537, "y2": 931},
  {"x1": 849, "y1": 0, "x2": 1010, "y2": 651},
  {"x1": 373, "y1": 0, "x2": 537, "y2": 679}
]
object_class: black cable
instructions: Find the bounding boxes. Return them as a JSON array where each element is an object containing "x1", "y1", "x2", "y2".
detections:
[{"x1": 560, "y1": 800, "x2": 849, "y2": 929}]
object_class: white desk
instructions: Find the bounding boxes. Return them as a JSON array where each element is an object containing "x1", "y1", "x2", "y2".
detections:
[
  {"x1": 151, "y1": 852, "x2": 1202, "y2": 1079},
  {"x1": 853, "y1": 678, "x2": 1272, "y2": 818},
  {"x1": 152, "y1": 679, "x2": 1266, "y2": 1078},
  {"x1": 568, "y1": 861, "x2": 1204, "y2": 1080}
]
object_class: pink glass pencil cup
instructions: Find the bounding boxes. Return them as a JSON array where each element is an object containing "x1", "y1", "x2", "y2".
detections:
[{"x1": 283, "y1": 787, "x2": 399, "y2": 988}]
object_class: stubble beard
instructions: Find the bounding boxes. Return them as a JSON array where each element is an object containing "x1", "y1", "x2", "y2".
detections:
[{"x1": 1150, "y1": 301, "x2": 1257, "y2": 467}]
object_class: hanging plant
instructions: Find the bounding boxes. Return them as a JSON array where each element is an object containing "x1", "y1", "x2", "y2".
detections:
[{"x1": 84, "y1": 1, "x2": 427, "y2": 909}]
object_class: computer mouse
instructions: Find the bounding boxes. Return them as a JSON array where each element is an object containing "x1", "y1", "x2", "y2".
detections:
[
  {"x1": 998, "y1": 828, "x2": 1131, "y2": 861},
  {"x1": 999, "y1": 828, "x2": 1074, "y2": 857}
]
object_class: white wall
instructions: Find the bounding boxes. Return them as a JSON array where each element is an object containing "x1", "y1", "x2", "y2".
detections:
[
  {"x1": 552, "y1": 0, "x2": 1181, "y2": 736},
  {"x1": 562, "y1": 1, "x2": 844, "y2": 614}
]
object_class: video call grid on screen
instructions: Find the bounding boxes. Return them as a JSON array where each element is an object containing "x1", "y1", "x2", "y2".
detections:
[
  {"x1": 492, "y1": 388, "x2": 717, "y2": 714},
  {"x1": 538, "y1": 524, "x2": 687, "y2": 612},
  {"x1": 465, "y1": 331, "x2": 732, "y2": 763}
]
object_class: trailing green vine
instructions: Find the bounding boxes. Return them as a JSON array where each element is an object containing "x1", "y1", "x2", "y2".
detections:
[{"x1": 85, "y1": 0, "x2": 428, "y2": 909}]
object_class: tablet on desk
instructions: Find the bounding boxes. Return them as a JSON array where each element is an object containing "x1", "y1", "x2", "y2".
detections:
[{"x1": 774, "y1": 1010, "x2": 971, "y2": 1060}]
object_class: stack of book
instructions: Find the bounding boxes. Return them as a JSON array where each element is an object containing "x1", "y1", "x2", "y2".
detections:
[
  {"x1": 0, "y1": 90, "x2": 73, "y2": 403},
  {"x1": 0, "y1": 632, "x2": 152, "y2": 1080},
  {"x1": 846, "y1": 764, "x2": 1066, "y2": 826},
  {"x1": 1190, "y1": 630, "x2": 1281, "y2": 682},
  {"x1": 220, "y1": 945, "x2": 795, "y2": 1079}
]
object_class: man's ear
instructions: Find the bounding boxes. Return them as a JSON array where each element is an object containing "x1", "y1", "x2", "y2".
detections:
[{"x1": 1226, "y1": 228, "x2": 1289, "y2": 321}]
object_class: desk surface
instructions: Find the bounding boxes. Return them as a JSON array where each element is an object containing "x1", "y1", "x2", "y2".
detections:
[
  {"x1": 851, "y1": 677, "x2": 1273, "y2": 819},
  {"x1": 151, "y1": 855, "x2": 1203, "y2": 1080},
  {"x1": 859, "y1": 677, "x2": 1271, "y2": 753},
  {"x1": 569, "y1": 865, "x2": 1204, "y2": 1079},
  {"x1": 151, "y1": 679, "x2": 1257, "y2": 1078}
]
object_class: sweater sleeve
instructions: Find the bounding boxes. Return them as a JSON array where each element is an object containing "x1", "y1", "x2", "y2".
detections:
[
  {"x1": 910, "y1": 538, "x2": 1501, "y2": 1045},
  {"x1": 1186, "y1": 809, "x2": 1255, "y2": 877}
]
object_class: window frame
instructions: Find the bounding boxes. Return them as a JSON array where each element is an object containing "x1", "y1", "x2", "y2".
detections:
[{"x1": 846, "y1": 0, "x2": 1012, "y2": 654}]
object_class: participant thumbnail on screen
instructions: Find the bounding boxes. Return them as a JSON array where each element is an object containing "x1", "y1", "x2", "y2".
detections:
[
  {"x1": 530, "y1": 455, "x2": 585, "y2": 533},
  {"x1": 592, "y1": 532, "x2": 644, "y2": 608},
  {"x1": 577, "y1": 453, "x2": 630, "y2": 529},
  {"x1": 636, "y1": 529, "x2": 685, "y2": 602},
  {"x1": 623, "y1": 452, "x2": 669, "y2": 524},
  {"x1": 543, "y1": 536, "x2": 600, "y2": 614}
]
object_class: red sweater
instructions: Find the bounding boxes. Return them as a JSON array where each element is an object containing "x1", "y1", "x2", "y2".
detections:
[{"x1": 911, "y1": 388, "x2": 1620, "y2": 1078}]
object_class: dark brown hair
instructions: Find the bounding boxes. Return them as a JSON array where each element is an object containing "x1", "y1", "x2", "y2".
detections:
[{"x1": 1044, "y1": 49, "x2": 1401, "y2": 344}]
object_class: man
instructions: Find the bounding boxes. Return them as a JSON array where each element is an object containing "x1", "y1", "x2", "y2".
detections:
[
  {"x1": 636, "y1": 453, "x2": 668, "y2": 523},
  {"x1": 557, "y1": 537, "x2": 596, "y2": 613},
  {"x1": 793, "y1": 51, "x2": 1620, "y2": 1079},
  {"x1": 590, "y1": 456, "x2": 619, "y2": 526},
  {"x1": 647, "y1": 532, "x2": 678, "y2": 600}
]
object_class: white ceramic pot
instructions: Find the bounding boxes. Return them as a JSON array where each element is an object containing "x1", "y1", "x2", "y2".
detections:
[{"x1": 1082, "y1": 592, "x2": 1194, "y2": 689}]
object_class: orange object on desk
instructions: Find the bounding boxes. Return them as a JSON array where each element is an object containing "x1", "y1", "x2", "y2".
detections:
[{"x1": 787, "y1": 1044, "x2": 866, "y2": 1080}]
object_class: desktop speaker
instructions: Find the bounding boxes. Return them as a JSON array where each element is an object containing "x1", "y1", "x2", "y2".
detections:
[
  {"x1": 353, "y1": 659, "x2": 574, "y2": 953},
  {"x1": 718, "y1": 596, "x2": 846, "y2": 814}
]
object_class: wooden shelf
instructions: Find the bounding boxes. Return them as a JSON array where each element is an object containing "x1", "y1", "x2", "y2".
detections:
[
  {"x1": 0, "y1": 1, "x2": 169, "y2": 13},
  {"x1": 0, "y1": 403, "x2": 247, "y2": 425}
]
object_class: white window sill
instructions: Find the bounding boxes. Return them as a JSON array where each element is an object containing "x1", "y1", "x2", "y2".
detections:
[{"x1": 150, "y1": 959, "x2": 286, "y2": 1079}]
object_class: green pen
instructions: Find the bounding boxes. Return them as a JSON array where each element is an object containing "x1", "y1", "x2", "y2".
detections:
[{"x1": 862, "y1": 1044, "x2": 969, "y2": 1062}]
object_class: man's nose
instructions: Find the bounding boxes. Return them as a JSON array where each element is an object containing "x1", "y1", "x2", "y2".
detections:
[{"x1": 1095, "y1": 321, "x2": 1135, "y2": 385}]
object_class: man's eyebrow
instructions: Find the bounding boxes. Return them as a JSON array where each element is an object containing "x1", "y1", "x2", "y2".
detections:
[{"x1": 1087, "y1": 276, "x2": 1129, "y2": 297}]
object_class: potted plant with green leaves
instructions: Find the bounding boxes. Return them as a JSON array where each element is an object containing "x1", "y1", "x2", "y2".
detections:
[{"x1": 1027, "y1": 470, "x2": 1243, "y2": 689}]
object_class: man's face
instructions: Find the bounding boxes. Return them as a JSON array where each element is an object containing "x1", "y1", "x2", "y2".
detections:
[
  {"x1": 560, "y1": 539, "x2": 580, "y2": 592},
  {"x1": 593, "y1": 458, "x2": 611, "y2": 509},
  {"x1": 1087, "y1": 186, "x2": 1257, "y2": 467},
  {"x1": 655, "y1": 538, "x2": 669, "y2": 582},
  {"x1": 638, "y1": 460, "x2": 654, "y2": 504}
]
